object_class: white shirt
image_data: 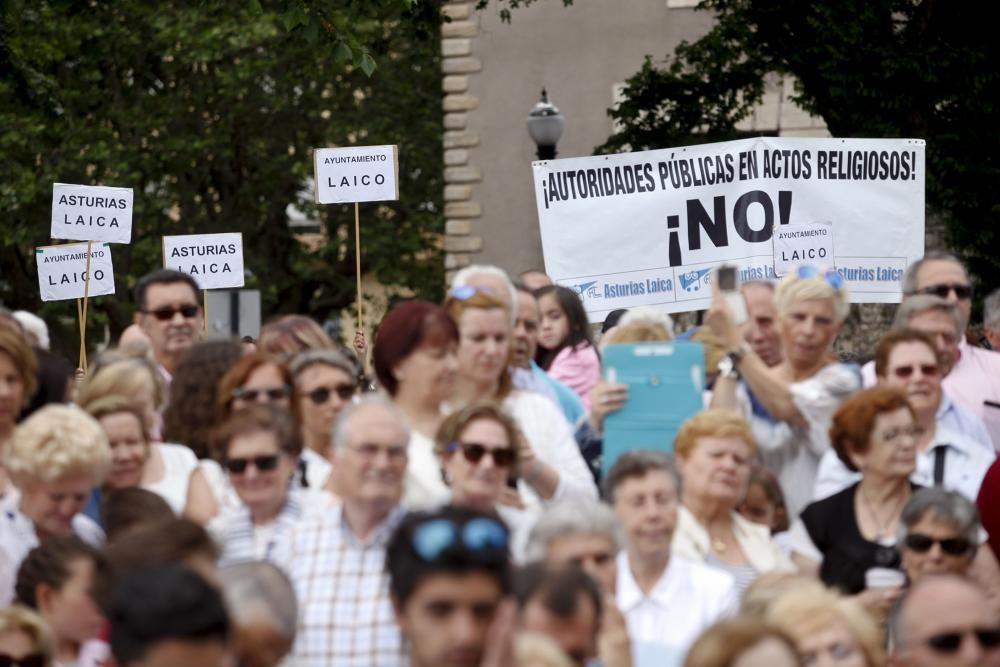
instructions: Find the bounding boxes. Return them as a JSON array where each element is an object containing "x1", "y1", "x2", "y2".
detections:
[
  {"x1": 812, "y1": 425, "x2": 995, "y2": 502},
  {"x1": 737, "y1": 363, "x2": 860, "y2": 517},
  {"x1": 616, "y1": 551, "x2": 737, "y2": 665},
  {"x1": 143, "y1": 442, "x2": 199, "y2": 515},
  {"x1": 402, "y1": 430, "x2": 450, "y2": 510},
  {"x1": 503, "y1": 390, "x2": 597, "y2": 505}
]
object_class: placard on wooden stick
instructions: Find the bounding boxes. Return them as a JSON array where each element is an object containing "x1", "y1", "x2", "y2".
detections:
[
  {"x1": 163, "y1": 233, "x2": 245, "y2": 336},
  {"x1": 313, "y1": 145, "x2": 399, "y2": 332},
  {"x1": 51, "y1": 183, "x2": 134, "y2": 244}
]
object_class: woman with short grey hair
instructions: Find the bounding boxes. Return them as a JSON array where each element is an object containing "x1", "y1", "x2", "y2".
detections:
[{"x1": 898, "y1": 487, "x2": 981, "y2": 585}]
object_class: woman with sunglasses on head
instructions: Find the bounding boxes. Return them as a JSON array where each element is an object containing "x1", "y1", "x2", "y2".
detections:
[
  {"x1": 372, "y1": 300, "x2": 460, "y2": 510},
  {"x1": 434, "y1": 401, "x2": 537, "y2": 560},
  {"x1": 708, "y1": 265, "x2": 860, "y2": 518},
  {"x1": 208, "y1": 404, "x2": 336, "y2": 566},
  {"x1": 445, "y1": 288, "x2": 597, "y2": 509},
  {"x1": 0, "y1": 605, "x2": 54, "y2": 667},
  {"x1": 814, "y1": 329, "x2": 994, "y2": 503},
  {"x1": 288, "y1": 348, "x2": 360, "y2": 493}
]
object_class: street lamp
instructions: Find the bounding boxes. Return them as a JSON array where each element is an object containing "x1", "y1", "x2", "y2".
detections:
[{"x1": 527, "y1": 89, "x2": 565, "y2": 161}]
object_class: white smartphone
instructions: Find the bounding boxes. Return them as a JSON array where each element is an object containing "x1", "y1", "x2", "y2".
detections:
[{"x1": 715, "y1": 264, "x2": 748, "y2": 324}]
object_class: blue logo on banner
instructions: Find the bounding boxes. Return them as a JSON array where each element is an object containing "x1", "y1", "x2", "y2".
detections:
[
  {"x1": 679, "y1": 268, "x2": 712, "y2": 292},
  {"x1": 573, "y1": 281, "x2": 600, "y2": 299}
]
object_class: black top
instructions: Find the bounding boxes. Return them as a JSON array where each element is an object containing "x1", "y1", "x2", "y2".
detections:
[{"x1": 801, "y1": 482, "x2": 916, "y2": 594}]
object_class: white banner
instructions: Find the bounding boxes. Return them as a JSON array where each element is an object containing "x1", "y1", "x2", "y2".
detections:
[
  {"x1": 313, "y1": 145, "x2": 399, "y2": 203},
  {"x1": 533, "y1": 137, "x2": 925, "y2": 321},
  {"x1": 37, "y1": 242, "x2": 116, "y2": 302},
  {"x1": 163, "y1": 233, "x2": 245, "y2": 290},
  {"x1": 51, "y1": 183, "x2": 134, "y2": 244}
]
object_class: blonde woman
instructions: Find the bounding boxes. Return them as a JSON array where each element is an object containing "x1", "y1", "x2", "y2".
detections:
[
  {"x1": 0, "y1": 605, "x2": 55, "y2": 667},
  {"x1": 0, "y1": 405, "x2": 111, "y2": 603},
  {"x1": 708, "y1": 266, "x2": 859, "y2": 516},
  {"x1": 76, "y1": 362, "x2": 199, "y2": 515},
  {"x1": 767, "y1": 586, "x2": 885, "y2": 666},
  {"x1": 81, "y1": 395, "x2": 201, "y2": 516},
  {"x1": 672, "y1": 410, "x2": 794, "y2": 592}
]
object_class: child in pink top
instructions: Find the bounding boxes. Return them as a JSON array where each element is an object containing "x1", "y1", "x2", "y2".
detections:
[{"x1": 535, "y1": 285, "x2": 601, "y2": 409}]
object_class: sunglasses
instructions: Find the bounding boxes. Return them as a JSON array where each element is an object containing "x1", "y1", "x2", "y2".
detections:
[
  {"x1": 448, "y1": 285, "x2": 498, "y2": 300},
  {"x1": 0, "y1": 655, "x2": 46, "y2": 667},
  {"x1": 914, "y1": 283, "x2": 973, "y2": 300},
  {"x1": 305, "y1": 384, "x2": 357, "y2": 404},
  {"x1": 448, "y1": 442, "x2": 517, "y2": 468},
  {"x1": 232, "y1": 385, "x2": 291, "y2": 402},
  {"x1": 904, "y1": 532, "x2": 974, "y2": 556},
  {"x1": 223, "y1": 454, "x2": 281, "y2": 474},
  {"x1": 795, "y1": 265, "x2": 844, "y2": 289},
  {"x1": 892, "y1": 364, "x2": 940, "y2": 380},
  {"x1": 412, "y1": 516, "x2": 509, "y2": 562},
  {"x1": 142, "y1": 304, "x2": 201, "y2": 321},
  {"x1": 925, "y1": 627, "x2": 1000, "y2": 654}
]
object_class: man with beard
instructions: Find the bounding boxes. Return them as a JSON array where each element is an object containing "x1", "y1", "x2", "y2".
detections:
[{"x1": 133, "y1": 270, "x2": 203, "y2": 385}]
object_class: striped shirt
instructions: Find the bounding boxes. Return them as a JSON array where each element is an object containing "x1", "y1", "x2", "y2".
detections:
[{"x1": 273, "y1": 505, "x2": 404, "y2": 667}]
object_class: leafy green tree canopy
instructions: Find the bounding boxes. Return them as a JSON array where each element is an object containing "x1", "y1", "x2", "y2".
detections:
[
  {"x1": 0, "y1": 0, "x2": 445, "y2": 349},
  {"x1": 601, "y1": 0, "x2": 1000, "y2": 291}
]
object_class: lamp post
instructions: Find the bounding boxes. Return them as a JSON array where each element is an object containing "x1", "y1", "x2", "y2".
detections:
[{"x1": 527, "y1": 89, "x2": 565, "y2": 161}]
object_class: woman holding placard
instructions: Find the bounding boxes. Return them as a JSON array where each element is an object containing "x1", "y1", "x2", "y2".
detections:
[{"x1": 708, "y1": 266, "x2": 859, "y2": 518}]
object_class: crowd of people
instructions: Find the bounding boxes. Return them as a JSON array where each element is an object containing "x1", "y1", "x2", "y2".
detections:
[{"x1": 1, "y1": 251, "x2": 1000, "y2": 667}]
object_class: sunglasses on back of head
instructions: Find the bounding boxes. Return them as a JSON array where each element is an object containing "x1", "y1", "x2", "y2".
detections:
[
  {"x1": 795, "y1": 265, "x2": 844, "y2": 289},
  {"x1": 142, "y1": 304, "x2": 201, "y2": 321},
  {"x1": 411, "y1": 516, "x2": 509, "y2": 562}
]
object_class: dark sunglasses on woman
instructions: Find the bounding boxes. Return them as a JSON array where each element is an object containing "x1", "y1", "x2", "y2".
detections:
[
  {"x1": 231, "y1": 385, "x2": 291, "y2": 402},
  {"x1": 223, "y1": 454, "x2": 281, "y2": 474},
  {"x1": 904, "y1": 533, "x2": 974, "y2": 556},
  {"x1": 0, "y1": 654, "x2": 47, "y2": 667},
  {"x1": 305, "y1": 384, "x2": 357, "y2": 404},
  {"x1": 448, "y1": 442, "x2": 516, "y2": 468}
]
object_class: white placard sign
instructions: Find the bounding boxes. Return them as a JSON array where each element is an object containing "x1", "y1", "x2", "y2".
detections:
[
  {"x1": 36, "y1": 243, "x2": 116, "y2": 302},
  {"x1": 51, "y1": 183, "x2": 134, "y2": 244},
  {"x1": 162, "y1": 233, "x2": 245, "y2": 290},
  {"x1": 533, "y1": 137, "x2": 925, "y2": 321},
  {"x1": 772, "y1": 221, "x2": 834, "y2": 277},
  {"x1": 314, "y1": 145, "x2": 399, "y2": 203}
]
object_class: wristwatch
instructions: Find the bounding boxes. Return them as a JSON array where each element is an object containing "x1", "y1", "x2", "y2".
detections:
[{"x1": 717, "y1": 354, "x2": 740, "y2": 380}]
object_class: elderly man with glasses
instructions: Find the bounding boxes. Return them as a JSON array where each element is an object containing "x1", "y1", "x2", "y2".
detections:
[
  {"x1": 891, "y1": 575, "x2": 1000, "y2": 667},
  {"x1": 273, "y1": 396, "x2": 410, "y2": 667}
]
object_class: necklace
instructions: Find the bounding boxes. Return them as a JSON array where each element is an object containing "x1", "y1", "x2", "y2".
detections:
[
  {"x1": 859, "y1": 483, "x2": 909, "y2": 541},
  {"x1": 711, "y1": 536, "x2": 727, "y2": 553}
]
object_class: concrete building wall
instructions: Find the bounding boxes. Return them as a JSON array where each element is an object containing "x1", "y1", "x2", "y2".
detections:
[{"x1": 442, "y1": 0, "x2": 716, "y2": 279}]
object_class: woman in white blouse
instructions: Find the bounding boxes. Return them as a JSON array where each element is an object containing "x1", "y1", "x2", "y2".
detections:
[
  {"x1": 209, "y1": 404, "x2": 335, "y2": 565},
  {"x1": 708, "y1": 266, "x2": 860, "y2": 517},
  {"x1": 672, "y1": 409, "x2": 794, "y2": 593},
  {"x1": 444, "y1": 288, "x2": 597, "y2": 507}
]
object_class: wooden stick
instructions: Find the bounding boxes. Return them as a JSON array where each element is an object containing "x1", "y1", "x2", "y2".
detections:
[
  {"x1": 77, "y1": 297, "x2": 84, "y2": 370},
  {"x1": 354, "y1": 201, "x2": 363, "y2": 331},
  {"x1": 203, "y1": 289, "x2": 208, "y2": 337},
  {"x1": 80, "y1": 241, "x2": 93, "y2": 372}
]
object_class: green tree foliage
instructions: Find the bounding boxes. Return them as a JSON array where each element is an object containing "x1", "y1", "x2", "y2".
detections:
[
  {"x1": 0, "y1": 0, "x2": 444, "y2": 347},
  {"x1": 600, "y1": 0, "x2": 1000, "y2": 290}
]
